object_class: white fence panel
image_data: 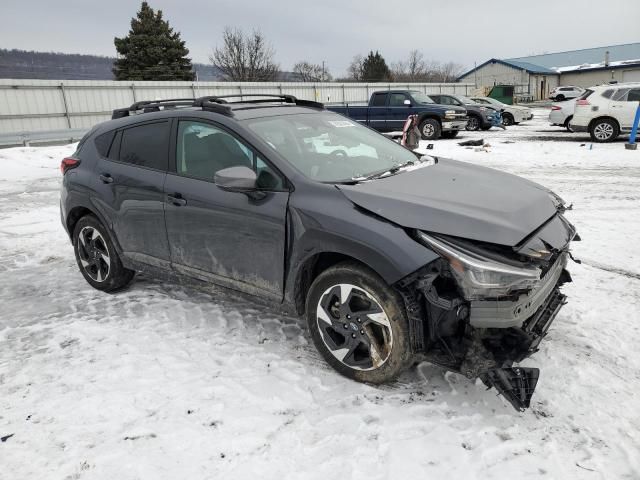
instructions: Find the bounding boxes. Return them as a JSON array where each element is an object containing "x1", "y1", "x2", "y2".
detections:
[{"x1": 0, "y1": 79, "x2": 473, "y2": 145}]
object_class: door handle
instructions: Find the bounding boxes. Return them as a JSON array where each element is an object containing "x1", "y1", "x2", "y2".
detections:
[
  {"x1": 99, "y1": 173, "x2": 113, "y2": 184},
  {"x1": 167, "y1": 193, "x2": 187, "y2": 206}
]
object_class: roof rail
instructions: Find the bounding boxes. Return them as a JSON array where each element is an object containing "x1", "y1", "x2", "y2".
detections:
[
  {"x1": 111, "y1": 94, "x2": 324, "y2": 119},
  {"x1": 195, "y1": 94, "x2": 325, "y2": 110}
]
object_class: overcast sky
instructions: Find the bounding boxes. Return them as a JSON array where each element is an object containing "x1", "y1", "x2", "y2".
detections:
[{"x1": 1, "y1": 0, "x2": 638, "y2": 76}]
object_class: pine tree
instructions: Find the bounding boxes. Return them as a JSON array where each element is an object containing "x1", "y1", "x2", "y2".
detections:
[
  {"x1": 113, "y1": 2, "x2": 194, "y2": 81},
  {"x1": 361, "y1": 51, "x2": 391, "y2": 82}
]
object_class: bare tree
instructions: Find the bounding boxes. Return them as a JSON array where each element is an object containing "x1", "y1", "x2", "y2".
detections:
[
  {"x1": 437, "y1": 62, "x2": 465, "y2": 82},
  {"x1": 210, "y1": 27, "x2": 279, "y2": 81},
  {"x1": 347, "y1": 54, "x2": 364, "y2": 81},
  {"x1": 292, "y1": 61, "x2": 332, "y2": 82}
]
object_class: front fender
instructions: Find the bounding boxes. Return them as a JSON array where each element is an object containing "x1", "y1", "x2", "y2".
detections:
[{"x1": 283, "y1": 188, "x2": 438, "y2": 305}]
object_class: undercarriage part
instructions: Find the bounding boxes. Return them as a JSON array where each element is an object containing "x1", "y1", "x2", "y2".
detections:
[{"x1": 482, "y1": 367, "x2": 540, "y2": 411}]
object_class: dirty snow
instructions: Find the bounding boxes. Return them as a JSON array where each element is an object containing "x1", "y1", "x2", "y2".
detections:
[{"x1": 1, "y1": 109, "x2": 639, "y2": 479}]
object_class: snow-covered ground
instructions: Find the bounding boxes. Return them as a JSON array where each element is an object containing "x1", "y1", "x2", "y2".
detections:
[{"x1": 1, "y1": 109, "x2": 639, "y2": 479}]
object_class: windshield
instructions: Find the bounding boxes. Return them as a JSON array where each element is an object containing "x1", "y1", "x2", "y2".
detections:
[
  {"x1": 245, "y1": 112, "x2": 419, "y2": 182},
  {"x1": 457, "y1": 95, "x2": 478, "y2": 105},
  {"x1": 409, "y1": 91, "x2": 435, "y2": 104}
]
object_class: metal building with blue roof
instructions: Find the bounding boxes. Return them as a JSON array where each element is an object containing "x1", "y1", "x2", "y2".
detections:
[{"x1": 458, "y1": 43, "x2": 640, "y2": 100}]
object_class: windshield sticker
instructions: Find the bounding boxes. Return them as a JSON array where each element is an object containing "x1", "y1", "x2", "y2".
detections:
[{"x1": 328, "y1": 120, "x2": 355, "y2": 128}]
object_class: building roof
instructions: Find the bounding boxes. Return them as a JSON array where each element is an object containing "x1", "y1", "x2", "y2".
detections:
[
  {"x1": 554, "y1": 59, "x2": 640, "y2": 73},
  {"x1": 457, "y1": 58, "x2": 557, "y2": 81},
  {"x1": 506, "y1": 43, "x2": 640, "y2": 69}
]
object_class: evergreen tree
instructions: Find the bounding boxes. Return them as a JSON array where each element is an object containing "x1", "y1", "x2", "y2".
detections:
[
  {"x1": 361, "y1": 51, "x2": 391, "y2": 82},
  {"x1": 113, "y1": 2, "x2": 194, "y2": 81}
]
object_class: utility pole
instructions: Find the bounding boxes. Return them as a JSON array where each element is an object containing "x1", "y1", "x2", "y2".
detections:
[{"x1": 322, "y1": 61, "x2": 326, "y2": 82}]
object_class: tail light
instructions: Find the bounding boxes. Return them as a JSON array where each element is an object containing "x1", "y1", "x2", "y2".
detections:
[
  {"x1": 551, "y1": 106, "x2": 561, "y2": 111},
  {"x1": 576, "y1": 99, "x2": 590, "y2": 106},
  {"x1": 60, "y1": 157, "x2": 80, "y2": 174}
]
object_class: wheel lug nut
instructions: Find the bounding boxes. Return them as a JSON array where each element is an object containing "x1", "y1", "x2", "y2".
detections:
[
  {"x1": 360, "y1": 330, "x2": 364, "y2": 335},
  {"x1": 357, "y1": 318, "x2": 361, "y2": 323},
  {"x1": 343, "y1": 324, "x2": 348, "y2": 329},
  {"x1": 346, "y1": 314, "x2": 351, "y2": 319},
  {"x1": 351, "y1": 333, "x2": 356, "y2": 338}
]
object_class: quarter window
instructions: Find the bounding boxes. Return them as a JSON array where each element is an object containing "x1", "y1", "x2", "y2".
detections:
[
  {"x1": 176, "y1": 120, "x2": 283, "y2": 189},
  {"x1": 118, "y1": 121, "x2": 170, "y2": 170}
]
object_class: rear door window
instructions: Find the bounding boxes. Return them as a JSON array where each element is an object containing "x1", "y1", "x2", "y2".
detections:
[
  {"x1": 371, "y1": 93, "x2": 387, "y2": 107},
  {"x1": 612, "y1": 89, "x2": 630, "y2": 101},
  {"x1": 117, "y1": 121, "x2": 170, "y2": 171},
  {"x1": 626, "y1": 89, "x2": 640, "y2": 102}
]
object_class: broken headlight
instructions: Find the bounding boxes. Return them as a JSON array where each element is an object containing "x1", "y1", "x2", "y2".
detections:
[{"x1": 417, "y1": 232, "x2": 542, "y2": 300}]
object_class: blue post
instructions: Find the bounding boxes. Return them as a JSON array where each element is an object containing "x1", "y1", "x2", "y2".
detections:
[{"x1": 626, "y1": 102, "x2": 640, "y2": 150}]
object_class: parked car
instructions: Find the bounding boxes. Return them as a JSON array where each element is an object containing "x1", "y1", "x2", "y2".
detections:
[
  {"x1": 470, "y1": 96, "x2": 533, "y2": 126},
  {"x1": 549, "y1": 86, "x2": 584, "y2": 102},
  {"x1": 327, "y1": 90, "x2": 468, "y2": 140},
  {"x1": 549, "y1": 99, "x2": 576, "y2": 132},
  {"x1": 571, "y1": 82, "x2": 640, "y2": 142},
  {"x1": 427, "y1": 94, "x2": 501, "y2": 131},
  {"x1": 61, "y1": 94, "x2": 578, "y2": 410}
]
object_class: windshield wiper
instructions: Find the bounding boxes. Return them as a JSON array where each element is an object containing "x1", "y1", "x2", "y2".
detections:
[{"x1": 351, "y1": 160, "x2": 416, "y2": 182}]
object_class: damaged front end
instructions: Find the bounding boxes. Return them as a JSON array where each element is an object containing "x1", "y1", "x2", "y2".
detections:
[{"x1": 396, "y1": 216, "x2": 578, "y2": 411}]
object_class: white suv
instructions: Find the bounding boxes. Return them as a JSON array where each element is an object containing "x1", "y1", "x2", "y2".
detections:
[
  {"x1": 549, "y1": 86, "x2": 584, "y2": 101},
  {"x1": 572, "y1": 82, "x2": 640, "y2": 142}
]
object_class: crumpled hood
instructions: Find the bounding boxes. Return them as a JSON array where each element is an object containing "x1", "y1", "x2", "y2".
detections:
[{"x1": 337, "y1": 158, "x2": 558, "y2": 247}]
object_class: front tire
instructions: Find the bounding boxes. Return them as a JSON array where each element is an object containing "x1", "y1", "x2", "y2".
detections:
[
  {"x1": 502, "y1": 113, "x2": 514, "y2": 126},
  {"x1": 556, "y1": 94, "x2": 565, "y2": 101},
  {"x1": 305, "y1": 262, "x2": 412, "y2": 384},
  {"x1": 419, "y1": 118, "x2": 441, "y2": 140},
  {"x1": 589, "y1": 118, "x2": 618, "y2": 142},
  {"x1": 73, "y1": 215, "x2": 134, "y2": 292},
  {"x1": 466, "y1": 115, "x2": 481, "y2": 131}
]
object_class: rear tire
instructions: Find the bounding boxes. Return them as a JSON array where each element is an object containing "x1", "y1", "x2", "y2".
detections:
[
  {"x1": 564, "y1": 115, "x2": 574, "y2": 132},
  {"x1": 73, "y1": 215, "x2": 134, "y2": 292},
  {"x1": 419, "y1": 118, "x2": 441, "y2": 140},
  {"x1": 441, "y1": 131, "x2": 459, "y2": 139},
  {"x1": 305, "y1": 262, "x2": 412, "y2": 384},
  {"x1": 589, "y1": 118, "x2": 618, "y2": 142}
]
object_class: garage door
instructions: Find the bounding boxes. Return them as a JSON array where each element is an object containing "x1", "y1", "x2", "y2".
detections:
[{"x1": 622, "y1": 69, "x2": 640, "y2": 82}]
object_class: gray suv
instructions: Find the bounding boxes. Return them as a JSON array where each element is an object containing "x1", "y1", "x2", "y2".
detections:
[{"x1": 60, "y1": 95, "x2": 578, "y2": 410}]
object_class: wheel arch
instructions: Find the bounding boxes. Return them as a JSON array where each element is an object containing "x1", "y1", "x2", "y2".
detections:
[
  {"x1": 65, "y1": 204, "x2": 123, "y2": 254},
  {"x1": 417, "y1": 113, "x2": 442, "y2": 125},
  {"x1": 291, "y1": 251, "x2": 386, "y2": 316},
  {"x1": 588, "y1": 115, "x2": 620, "y2": 131}
]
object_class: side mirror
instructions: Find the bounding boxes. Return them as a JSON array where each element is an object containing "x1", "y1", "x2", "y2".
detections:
[
  {"x1": 214, "y1": 166, "x2": 257, "y2": 192},
  {"x1": 403, "y1": 99, "x2": 412, "y2": 106}
]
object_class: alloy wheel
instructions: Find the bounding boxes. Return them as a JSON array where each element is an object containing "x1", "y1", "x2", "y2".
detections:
[
  {"x1": 593, "y1": 122, "x2": 614, "y2": 141},
  {"x1": 77, "y1": 226, "x2": 111, "y2": 282},
  {"x1": 466, "y1": 117, "x2": 479, "y2": 131},
  {"x1": 316, "y1": 284, "x2": 393, "y2": 371}
]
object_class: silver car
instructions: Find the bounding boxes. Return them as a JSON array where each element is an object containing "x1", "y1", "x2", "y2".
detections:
[{"x1": 549, "y1": 99, "x2": 576, "y2": 132}]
